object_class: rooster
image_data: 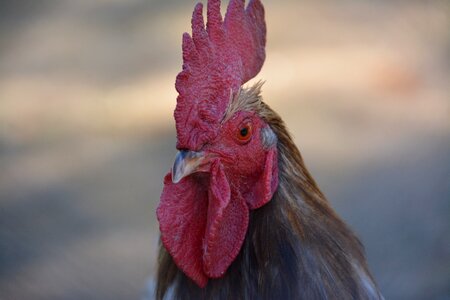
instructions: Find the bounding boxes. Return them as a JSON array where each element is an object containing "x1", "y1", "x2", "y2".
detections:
[{"x1": 155, "y1": 0, "x2": 383, "y2": 299}]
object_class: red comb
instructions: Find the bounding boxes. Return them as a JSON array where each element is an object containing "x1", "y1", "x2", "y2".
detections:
[{"x1": 174, "y1": 0, "x2": 266, "y2": 151}]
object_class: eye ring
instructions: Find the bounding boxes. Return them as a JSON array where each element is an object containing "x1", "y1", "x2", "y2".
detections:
[{"x1": 236, "y1": 121, "x2": 253, "y2": 143}]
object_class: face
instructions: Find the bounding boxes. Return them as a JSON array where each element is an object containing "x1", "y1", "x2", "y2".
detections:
[{"x1": 172, "y1": 111, "x2": 272, "y2": 187}]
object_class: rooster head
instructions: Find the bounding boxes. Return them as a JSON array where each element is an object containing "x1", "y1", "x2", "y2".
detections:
[{"x1": 156, "y1": 0, "x2": 278, "y2": 287}]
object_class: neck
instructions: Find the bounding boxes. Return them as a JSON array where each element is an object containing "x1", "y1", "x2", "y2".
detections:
[{"x1": 156, "y1": 104, "x2": 382, "y2": 300}]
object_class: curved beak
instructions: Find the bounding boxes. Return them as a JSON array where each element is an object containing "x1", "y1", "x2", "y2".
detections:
[{"x1": 171, "y1": 150, "x2": 205, "y2": 183}]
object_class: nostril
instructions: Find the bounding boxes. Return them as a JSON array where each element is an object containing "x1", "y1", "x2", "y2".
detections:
[
  {"x1": 176, "y1": 144, "x2": 206, "y2": 153},
  {"x1": 177, "y1": 149, "x2": 189, "y2": 157}
]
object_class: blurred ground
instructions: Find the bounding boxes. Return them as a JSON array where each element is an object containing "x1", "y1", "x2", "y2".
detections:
[{"x1": 0, "y1": 0, "x2": 449, "y2": 299}]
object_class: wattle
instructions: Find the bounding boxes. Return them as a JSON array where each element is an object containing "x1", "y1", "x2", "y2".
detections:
[
  {"x1": 157, "y1": 148, "x2": 278, "y2": 287},
  {"x1": 156, "y1": 160, "x2": 249, "y2": 287}
]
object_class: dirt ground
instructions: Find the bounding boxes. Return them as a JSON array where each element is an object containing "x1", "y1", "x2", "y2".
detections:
[{"x1": 0, "y1": 0, "x2": 449, "y2": 299}]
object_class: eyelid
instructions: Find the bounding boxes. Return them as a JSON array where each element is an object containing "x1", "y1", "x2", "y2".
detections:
[
  {"x1": 236, "y1": 120, "x2": 253, "y2": 143},
  {"x1": 239, "y1": 118, "x2": 252, "y2": 128}
]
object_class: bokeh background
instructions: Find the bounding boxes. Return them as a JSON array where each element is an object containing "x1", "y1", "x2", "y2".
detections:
[{"x1": 0, "y1": 0, "x2": 449, "y2": 299}]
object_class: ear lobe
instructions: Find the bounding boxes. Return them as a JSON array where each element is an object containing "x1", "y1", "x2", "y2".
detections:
[{"x1": 246, "y1": 148, "x2": 279, "y2": 210}]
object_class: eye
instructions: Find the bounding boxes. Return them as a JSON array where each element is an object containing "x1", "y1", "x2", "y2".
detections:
[{"x1": 236, "y1": 122, "x2": 252, "y2": 143}]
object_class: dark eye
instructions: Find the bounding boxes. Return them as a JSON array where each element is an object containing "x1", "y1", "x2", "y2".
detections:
[{"x1": 236, "y1": 122, "x2": 252, "y2": 143}]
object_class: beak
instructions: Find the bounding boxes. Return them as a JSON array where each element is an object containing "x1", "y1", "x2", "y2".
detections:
[{"x1": 171, "y1": 150, "x2": 205, "y2": 183}]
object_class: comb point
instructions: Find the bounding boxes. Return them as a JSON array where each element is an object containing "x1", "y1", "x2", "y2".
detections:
[
  {"x1": 206, "y1": 0, "x2": 224, "y2": 42},
  {"x1": 182, "y1": 33, "x2": 199, "y2": 66}
]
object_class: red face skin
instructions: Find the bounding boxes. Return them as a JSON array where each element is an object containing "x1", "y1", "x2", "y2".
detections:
[
  {"x1": 207, "y1": 112, "x2": 268, "y2": 185},
  {"x1": 157, "y1": 111, "x2": 278, "y2": 287}
]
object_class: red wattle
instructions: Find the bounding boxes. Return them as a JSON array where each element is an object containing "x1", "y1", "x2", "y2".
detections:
[
  {"x1": 203, "y1": 161, "x2": 249, "y2": 278},
  {"x1": 157, "y1": 173, "x2": 209, "y2": 287},
  {"x1": 157, "y1": 160, "x2": 252, "y2": 286},
  {"x1": 157, "y1": 149, "x2": 278, "y2": 287}
]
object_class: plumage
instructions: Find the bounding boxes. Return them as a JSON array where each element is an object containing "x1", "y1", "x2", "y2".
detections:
[{"x1": 155, "y1": 1, "x2": 383, "y2": 299}]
